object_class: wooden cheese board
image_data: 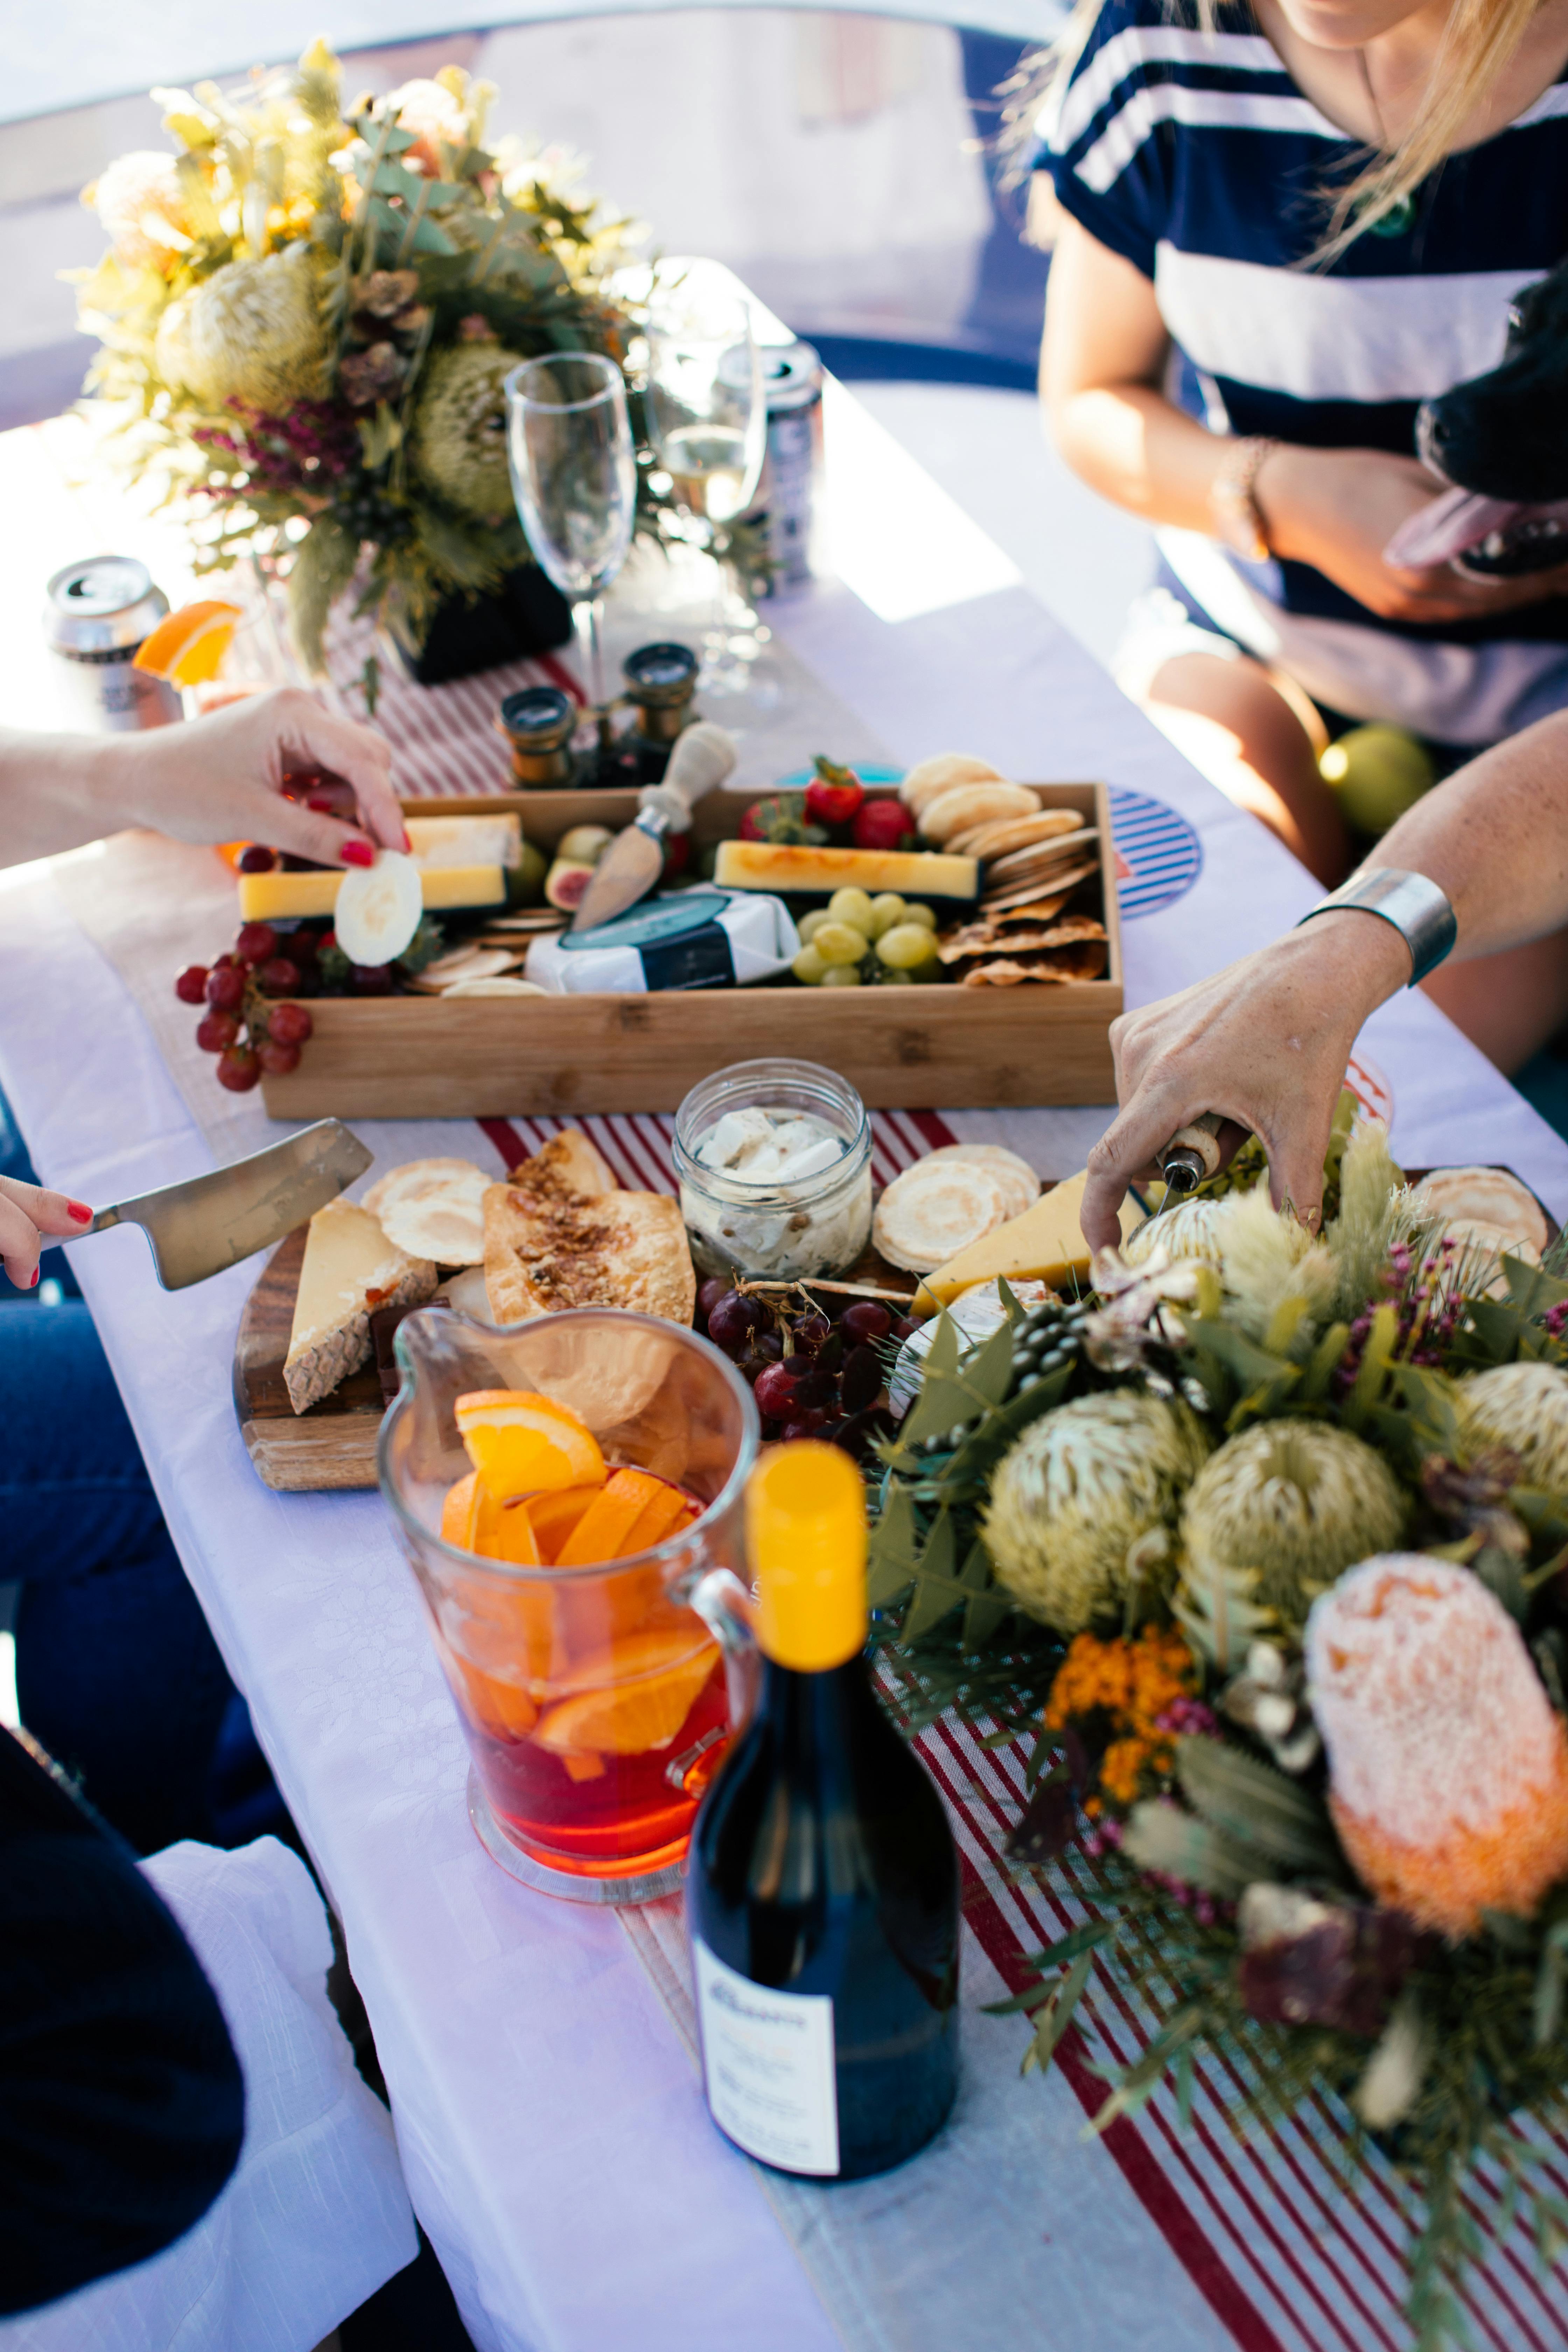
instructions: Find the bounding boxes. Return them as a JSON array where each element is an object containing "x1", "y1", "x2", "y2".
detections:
[
  {"x1": 256, "y1": 780, "x2": 1123, "y2": 1121},
  {"x1": 234, "y1": 1215, "x2": 927, "y2": 1493}
]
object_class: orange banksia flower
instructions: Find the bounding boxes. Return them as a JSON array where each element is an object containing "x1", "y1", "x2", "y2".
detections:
[{"x1": 1306, "y1": 1555, "x2": 1568, "y2": 1940}]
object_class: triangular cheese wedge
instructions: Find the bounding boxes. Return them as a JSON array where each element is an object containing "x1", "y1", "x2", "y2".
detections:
[
  {"x1": 284, "y1": 1198, "x2": 437, "y2": 1413},
  {"x1": 912, "y1": 1170, "x2": 1145, "y2": 1313}
]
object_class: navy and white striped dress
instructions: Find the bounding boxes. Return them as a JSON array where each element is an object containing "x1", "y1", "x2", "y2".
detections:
[{"x1": 1041, "y1": 0, "x2": 1568, "y2": 743}]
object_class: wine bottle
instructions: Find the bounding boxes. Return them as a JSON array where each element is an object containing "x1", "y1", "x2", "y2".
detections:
[{"x1": 687, "y1": 1441, "x2": 960, "y2": 2180}]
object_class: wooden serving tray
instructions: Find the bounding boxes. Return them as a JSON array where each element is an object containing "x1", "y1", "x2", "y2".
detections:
[{"x1": 257, "y1": 782, "x2": 1122, "y2": 1120}]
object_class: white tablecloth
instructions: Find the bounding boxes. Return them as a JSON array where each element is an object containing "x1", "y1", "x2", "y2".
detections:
[
  {"x1": 2, "y1": 381, "x2": 1566, "y2": 2352},
  {"x1": 0, "y1": 1836, "x2": 415, "y2": 2352}
]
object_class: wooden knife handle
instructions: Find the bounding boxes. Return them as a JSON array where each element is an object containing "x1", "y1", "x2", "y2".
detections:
[{"x1": 1160, "y1": 1112, "x2": 1224, "y2": 1193}]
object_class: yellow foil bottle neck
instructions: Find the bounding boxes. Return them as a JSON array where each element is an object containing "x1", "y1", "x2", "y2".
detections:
[{"x1": 747, "y1": 1441, "x2": 868, "y2": 1673}]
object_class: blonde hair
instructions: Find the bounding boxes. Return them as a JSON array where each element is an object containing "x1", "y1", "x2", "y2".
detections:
[{"x1": 1002, "y1": 0, "x2": 1546, "y2": 260}]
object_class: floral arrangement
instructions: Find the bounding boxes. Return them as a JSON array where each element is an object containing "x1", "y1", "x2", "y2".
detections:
[
  {"x1": 870, "y1": 1106, "x2": 1568, "y2": 2345},
  {"x1": 75, "y1": 42, "x2": 655, "y2": 678}
]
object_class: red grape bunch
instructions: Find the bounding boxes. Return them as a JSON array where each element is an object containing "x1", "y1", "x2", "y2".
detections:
[
  {"x1": 174, "y1": 917, "x2": 317, "y2": 1094},
  {"x1": 695, "y1": 1277, "x2": 919, "y2": 1460}
]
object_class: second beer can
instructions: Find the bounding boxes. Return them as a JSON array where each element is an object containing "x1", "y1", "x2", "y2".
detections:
[{"x1": 748, "y1": 342, "x2": 822, "y2": 597}]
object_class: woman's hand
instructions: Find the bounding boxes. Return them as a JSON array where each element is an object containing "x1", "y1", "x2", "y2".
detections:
[
  {"x1": 1259, "y1": 446, "x2": 1568, "y2": 624},
  {"x1": 112, "y1": 687, "x2": 407, "y2": 867},
  {"x1": 0, "y1": 1176, "x2": 91, "y2": 1290},
  {"x1": 1079, "y1": 911, "x2": 1414, "y2": 1249}
]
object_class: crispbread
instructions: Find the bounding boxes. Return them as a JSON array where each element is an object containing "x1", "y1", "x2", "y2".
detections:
[
  {"x1": 981, "y1": 858, "x2": 1101, "y2": 914},
  {"x1": 1414, "y1": 1166, "x2": 1550, "y2": 1255},
  {"x1": 938, "y1": 915, "x2": 1106, "y2": 965},
  {"x1": 917, "y1": 782, "x2": 1040, "y2": 844},
  {"x1": 505, "y1": 1129, "x2": 619, "y2": 1198},
  {"x1": 900, "y1": 753, "x2": 1006, "y2": 816},
  {"x1": 483, "y1": 1181, "x2": 695, "y2": 1325},
  {"x1": 985, "y1": 828, "x2": 1098, "y2": 883},
  {"x1": 960, "y1": 941, "x2": 1108, "y2": 986},
  {"x1": 946, "y1": 808, "x2": 1084, "y2": 860},
  {"x1": 874, "y1": 1160, "x2": 1012, "y2": 1273}
]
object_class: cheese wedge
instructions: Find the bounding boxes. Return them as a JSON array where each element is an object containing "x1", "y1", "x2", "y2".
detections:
[
  {"x1": 713, "y1": 840, "x2": 978, "y2": 902},
  {"x1": 912, "y1": 1170, "x2": 1145, "y2": 1313},
  {"x1": 405, "y1": 813, "x2": 522, "y2": 870},
  {"x1": 237, "y1": 864, "x2": 507, "y2": 924},
  {"x1": 284, "y1": 1197, "x2": 438, "y2": 1413}
]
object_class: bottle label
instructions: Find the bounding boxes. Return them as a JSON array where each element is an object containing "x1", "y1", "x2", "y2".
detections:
[{"x1": 692, "y1": 1938, "x2": 839, "y2": 2175}]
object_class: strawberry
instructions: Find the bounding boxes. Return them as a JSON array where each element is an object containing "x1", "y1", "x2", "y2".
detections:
[
  {"x1": 851, "y1": 797, "x2": 916, "y2": 852},
  {"x1": 804, "y1": 755, "x2": 863, "y2": 831}
]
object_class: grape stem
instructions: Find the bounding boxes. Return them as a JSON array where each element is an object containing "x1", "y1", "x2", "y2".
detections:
[{"x1": 735, "y1": 1276, "x2": 916, "y2": 1304}]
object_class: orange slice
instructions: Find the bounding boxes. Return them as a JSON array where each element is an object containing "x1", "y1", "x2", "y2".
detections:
[
  {"x1": 622, "y1": 1486, "x2": 697, "y2": 1555},
  {"x1": 525, "y1": 1484, "x2": 601, "y2": 1566},
  {"x1": 555, "y1": 1469, "x2": 664, "y2": 1568},
  {"x1": 455, "y1": 1390, "x2": 605, "y2": 1499},
  {"x1": 132, "y1": 598, "x2": 243, "y2": 686},
  {"x1": 451, "y1": 1653, "x2": 540, "y2": 1743},
  {"x1": 440, "y1": 1470, "x2": 542, "y2": 1566},
  {"x1": 441, "y1": 1470, "x2": 479, "y2": 1548},
  {"x1": 532, "y1": 1628, "x2": 720, "y2": 1758}
]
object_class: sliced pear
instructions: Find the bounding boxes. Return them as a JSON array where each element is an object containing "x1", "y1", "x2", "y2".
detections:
[{"x1": 334, "y1": 849, "x2": 423, "y2": 967}]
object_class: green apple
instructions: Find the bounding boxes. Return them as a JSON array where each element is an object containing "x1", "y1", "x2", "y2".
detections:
[{"x1": 1320, "y1": 725, "x2": 1435, "y2": 837}]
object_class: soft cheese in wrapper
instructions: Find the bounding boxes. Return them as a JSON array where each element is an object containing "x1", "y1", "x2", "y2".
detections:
[{"x1": 525, "y1": 888, "x2": 798, "y2": 993}]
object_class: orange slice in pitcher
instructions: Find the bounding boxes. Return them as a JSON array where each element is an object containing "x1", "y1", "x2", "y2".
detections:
[
  {"x1": 622, "y1": 1484, "x2": 697, "y2": 1555},
  {"x1": 554, "y1": 1469, "x2": 661, "y2": 1568},
  {"x1": 525, "y1": 1484, "x2": 601, "y2": 1565},
  {"x1": 532, "y1": 1628, "x2": 720, "y2": 1758},
  {"x1": 441, "y1": 1470, "x2": 479, "y2": 1547},
  {"x1": 440, "y1": 1470, "x2": 541, "y2": 1564},
  {"x1": 132, "y1": 598, "x2": 243, "y2": 685},
  {"x1": 455, "y1": 1390, "x2": 605, "y2": 1499}
]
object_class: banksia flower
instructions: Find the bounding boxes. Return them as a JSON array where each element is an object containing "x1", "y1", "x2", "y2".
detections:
[
  {"x1": 409, "y1": 344, "x2": 520, "y2": 520},
  {"x1": 1181, "y1": 1418, "x2": 1406, "y2": 1623},
  {"x1": 982, "y1": 1393, "x2": 1210, "y2": 1636},
  {"x1": 155, "y1": 243, "x2": 329, "y2": 411},
  {"x1": 1458, "y1": 1362, "x2": 1568, "y2": 1502},
  {"x1": 1307, "y1": 1555, "x2": 1568, "y2": 1939}
]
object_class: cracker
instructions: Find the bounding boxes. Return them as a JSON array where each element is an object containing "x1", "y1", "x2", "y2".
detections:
[{"x1": 483, "y1": 1182, "x2": 695, "y2": 1325}]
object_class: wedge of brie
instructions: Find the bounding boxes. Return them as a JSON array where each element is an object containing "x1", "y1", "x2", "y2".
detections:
[{"x1": 284, "y1": 1197, "x2": 437, "y2": 1413}]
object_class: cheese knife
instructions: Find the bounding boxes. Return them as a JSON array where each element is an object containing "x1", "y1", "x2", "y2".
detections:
[
  {"x1": 1153, "y1": 1112, "x2": 1225, "y2": 1216},
  {"x1": 61, "y1": 1118, "x2": 372, "y2": 1290},
  {"x1": 570, "y1": 722, "x2": 738, "y2": 932}
]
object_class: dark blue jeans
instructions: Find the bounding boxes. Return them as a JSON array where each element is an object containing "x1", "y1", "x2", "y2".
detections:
[{"x1": 0, "y1": 1098, "x2": 284, "y2": 1853}]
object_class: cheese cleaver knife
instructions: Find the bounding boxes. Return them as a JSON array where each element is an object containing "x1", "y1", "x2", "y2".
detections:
[
  {"x1": 61, "y1": 1118, "x2": 372, "y2": 1290},
  {"x1": 570, "y1": 722, "x2": 738, "y2": 932}
]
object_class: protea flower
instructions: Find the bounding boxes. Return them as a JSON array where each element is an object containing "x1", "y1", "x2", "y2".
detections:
[
  {"x1": 155, "y1": 242, "x2": 329, "y2": 411},
  {"x1": 982, "y1": 1392, "x2": 1210, "y2": 1636},
  {"x1": 408, "y1": 344, "x2": 520, "y2": 521},
  {"x1": 1181, "y1": 1418, "x2": 1406, "y2": 1622},
  {"x1": 1123, "y1": 1195, "x2": 1236, "y2": 1269},
  {"x1": 87, "y1": 151, "x2": 191, "y2": 272},
  {"x1": 1307, "y1": 1554, "x2": 1568, "y2": 1939},
  {"x1": 1458, "y1": 1361, "x2": 1568, "y2": 1501}
]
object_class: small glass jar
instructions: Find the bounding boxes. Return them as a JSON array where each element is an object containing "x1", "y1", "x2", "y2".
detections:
[{"x1": 673, "y1": 1059, "x2": 873, "y2": 1282}]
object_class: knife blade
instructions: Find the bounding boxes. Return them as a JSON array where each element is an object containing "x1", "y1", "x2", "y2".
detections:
[
  {"x1": 571, "y1": 722, "x2": 738, "y2": 932},
  {"x1": 62, "y1": 1118, "x2": 372, "y2": 1290}
]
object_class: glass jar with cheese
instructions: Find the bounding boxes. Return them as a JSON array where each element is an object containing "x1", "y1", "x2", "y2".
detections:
[{"x1": 673, "y1": 1060, "x2": 873, "y2": 1282}]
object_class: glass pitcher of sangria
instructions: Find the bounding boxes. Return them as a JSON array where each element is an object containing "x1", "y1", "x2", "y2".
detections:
[{"x1": 380, "y1": 1306, "x2": 760, "y2": 1902}]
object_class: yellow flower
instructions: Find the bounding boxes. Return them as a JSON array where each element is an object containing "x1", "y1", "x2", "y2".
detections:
[
  {"x1": 155, "y1": 243, "x2": 330, "y2": 412},
  {"x1": 86, "y1": 151, "x2": 192, "y2": 272}
]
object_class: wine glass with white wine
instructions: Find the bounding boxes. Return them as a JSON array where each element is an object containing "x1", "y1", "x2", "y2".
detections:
[
  {"x1": 505, "y1": 351, "x2": 637, "y2": 710},
  {"x1": 644, "y1": 275, "x2": 766, "y2": 697}
]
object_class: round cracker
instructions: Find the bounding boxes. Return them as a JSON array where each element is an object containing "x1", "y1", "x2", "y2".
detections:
[
  {"x1": 382, "y1": 1192, "x2": 488, "y2": 1266},
  {"x1": 363, "y1": 1157, "x2": 490, "y2": 1221},
  {"x1": 916, "y1": 1142, "x2": 1041, "y2": 1220},
  {"x1": 900, "y1": 752, "x2": 1006, "y2": 816},
  {"x1": 946, "y1": 808, "x2": 1084, "y2": 860},
  {"x1": 441, "y1": 977, "x2": 548, "y2": 997},
  {"x1": 917, "y1": 782, "x2": 1040, "y2": 844},
  {"x1": 1415, "y1": 1166, "x2": 1550, "y2": 1255},
  {"x1": 874, "y1": 1161, "x2": 1011, "y2": 1272}
]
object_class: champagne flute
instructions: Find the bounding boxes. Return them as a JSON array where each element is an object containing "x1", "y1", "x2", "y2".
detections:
[
  {"x1": 643, "y1": 278, "x2": 765, "y2": 696},
  {"x1": 505, "y1": 351, "x2": 636, "y2": 709}
]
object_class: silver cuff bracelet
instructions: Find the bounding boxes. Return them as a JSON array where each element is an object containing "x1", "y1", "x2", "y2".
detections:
[{"x1": 1296, "y1": 867, "x2": 1457, "y2": 985}]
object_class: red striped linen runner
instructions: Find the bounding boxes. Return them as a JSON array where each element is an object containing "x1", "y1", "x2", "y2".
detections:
[{"x1": 471, "y1": 1102, "x2": 1568, "y2": 2351}]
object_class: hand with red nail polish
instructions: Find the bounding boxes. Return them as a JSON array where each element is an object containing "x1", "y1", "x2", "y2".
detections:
[
  {"x1": 18, "y1": 686, "x2": 406, "y2": 873},
  {"x1": 0, "y1": 1175, "x2": 91, "y2": 1292}
]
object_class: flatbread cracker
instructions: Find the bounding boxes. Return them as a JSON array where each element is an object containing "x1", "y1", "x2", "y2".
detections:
[
  {"x1": 504, "y1": 1129, "x2": 619, "y2": 1198},
  {"x1": 985, "y1": 828, "x2": 1098, "y2": 884},
  {"x1": 960, "y1": 941, "x2": 1108, "y2": 986},
  {"x1": 483, "y1": 1181, "x2": 695, "y2": 1325},
  {"x1": 938, "y1": 915, "x2": 1106, "y2": 965},
  {"x1": 947, "y1": 808, "x2": 1084, "y2": 860},
  {"x1": 981, "y1": 858, "x2": 1101, "y2": 914}
]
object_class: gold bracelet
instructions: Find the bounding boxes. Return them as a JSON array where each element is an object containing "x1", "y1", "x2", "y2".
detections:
[{"x1": 1211, "y1": 435, "x2": 1280, "y2": 564}]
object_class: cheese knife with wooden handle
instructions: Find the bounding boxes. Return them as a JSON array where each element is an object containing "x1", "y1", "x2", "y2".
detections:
[{"x1": 570, "y1": 722, "x2": 738, "y2": 932}]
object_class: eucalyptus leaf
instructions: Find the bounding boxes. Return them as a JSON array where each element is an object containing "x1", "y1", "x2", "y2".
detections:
[
  {"x1": 1122, "y1": 1799, "x2": 1258, "y2": 1897},
  {"x1": 1020, "y1": 1947, "x2": 1096, "y2": 2078},
  {"x1": 1504, "y1": 1257, "x2": 1568, "y2": 1321},
  {"x1": 1174, "y1": 1737, "x2": 1340, "y2": 1875}
]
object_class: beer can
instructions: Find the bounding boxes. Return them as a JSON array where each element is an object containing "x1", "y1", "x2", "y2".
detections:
[
  {"x1": 748, "y1": 342, "x2": 822, "y2": 597},
  {"x1": 44, "y1": 557, "x2": 183, "y2": 733}
]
